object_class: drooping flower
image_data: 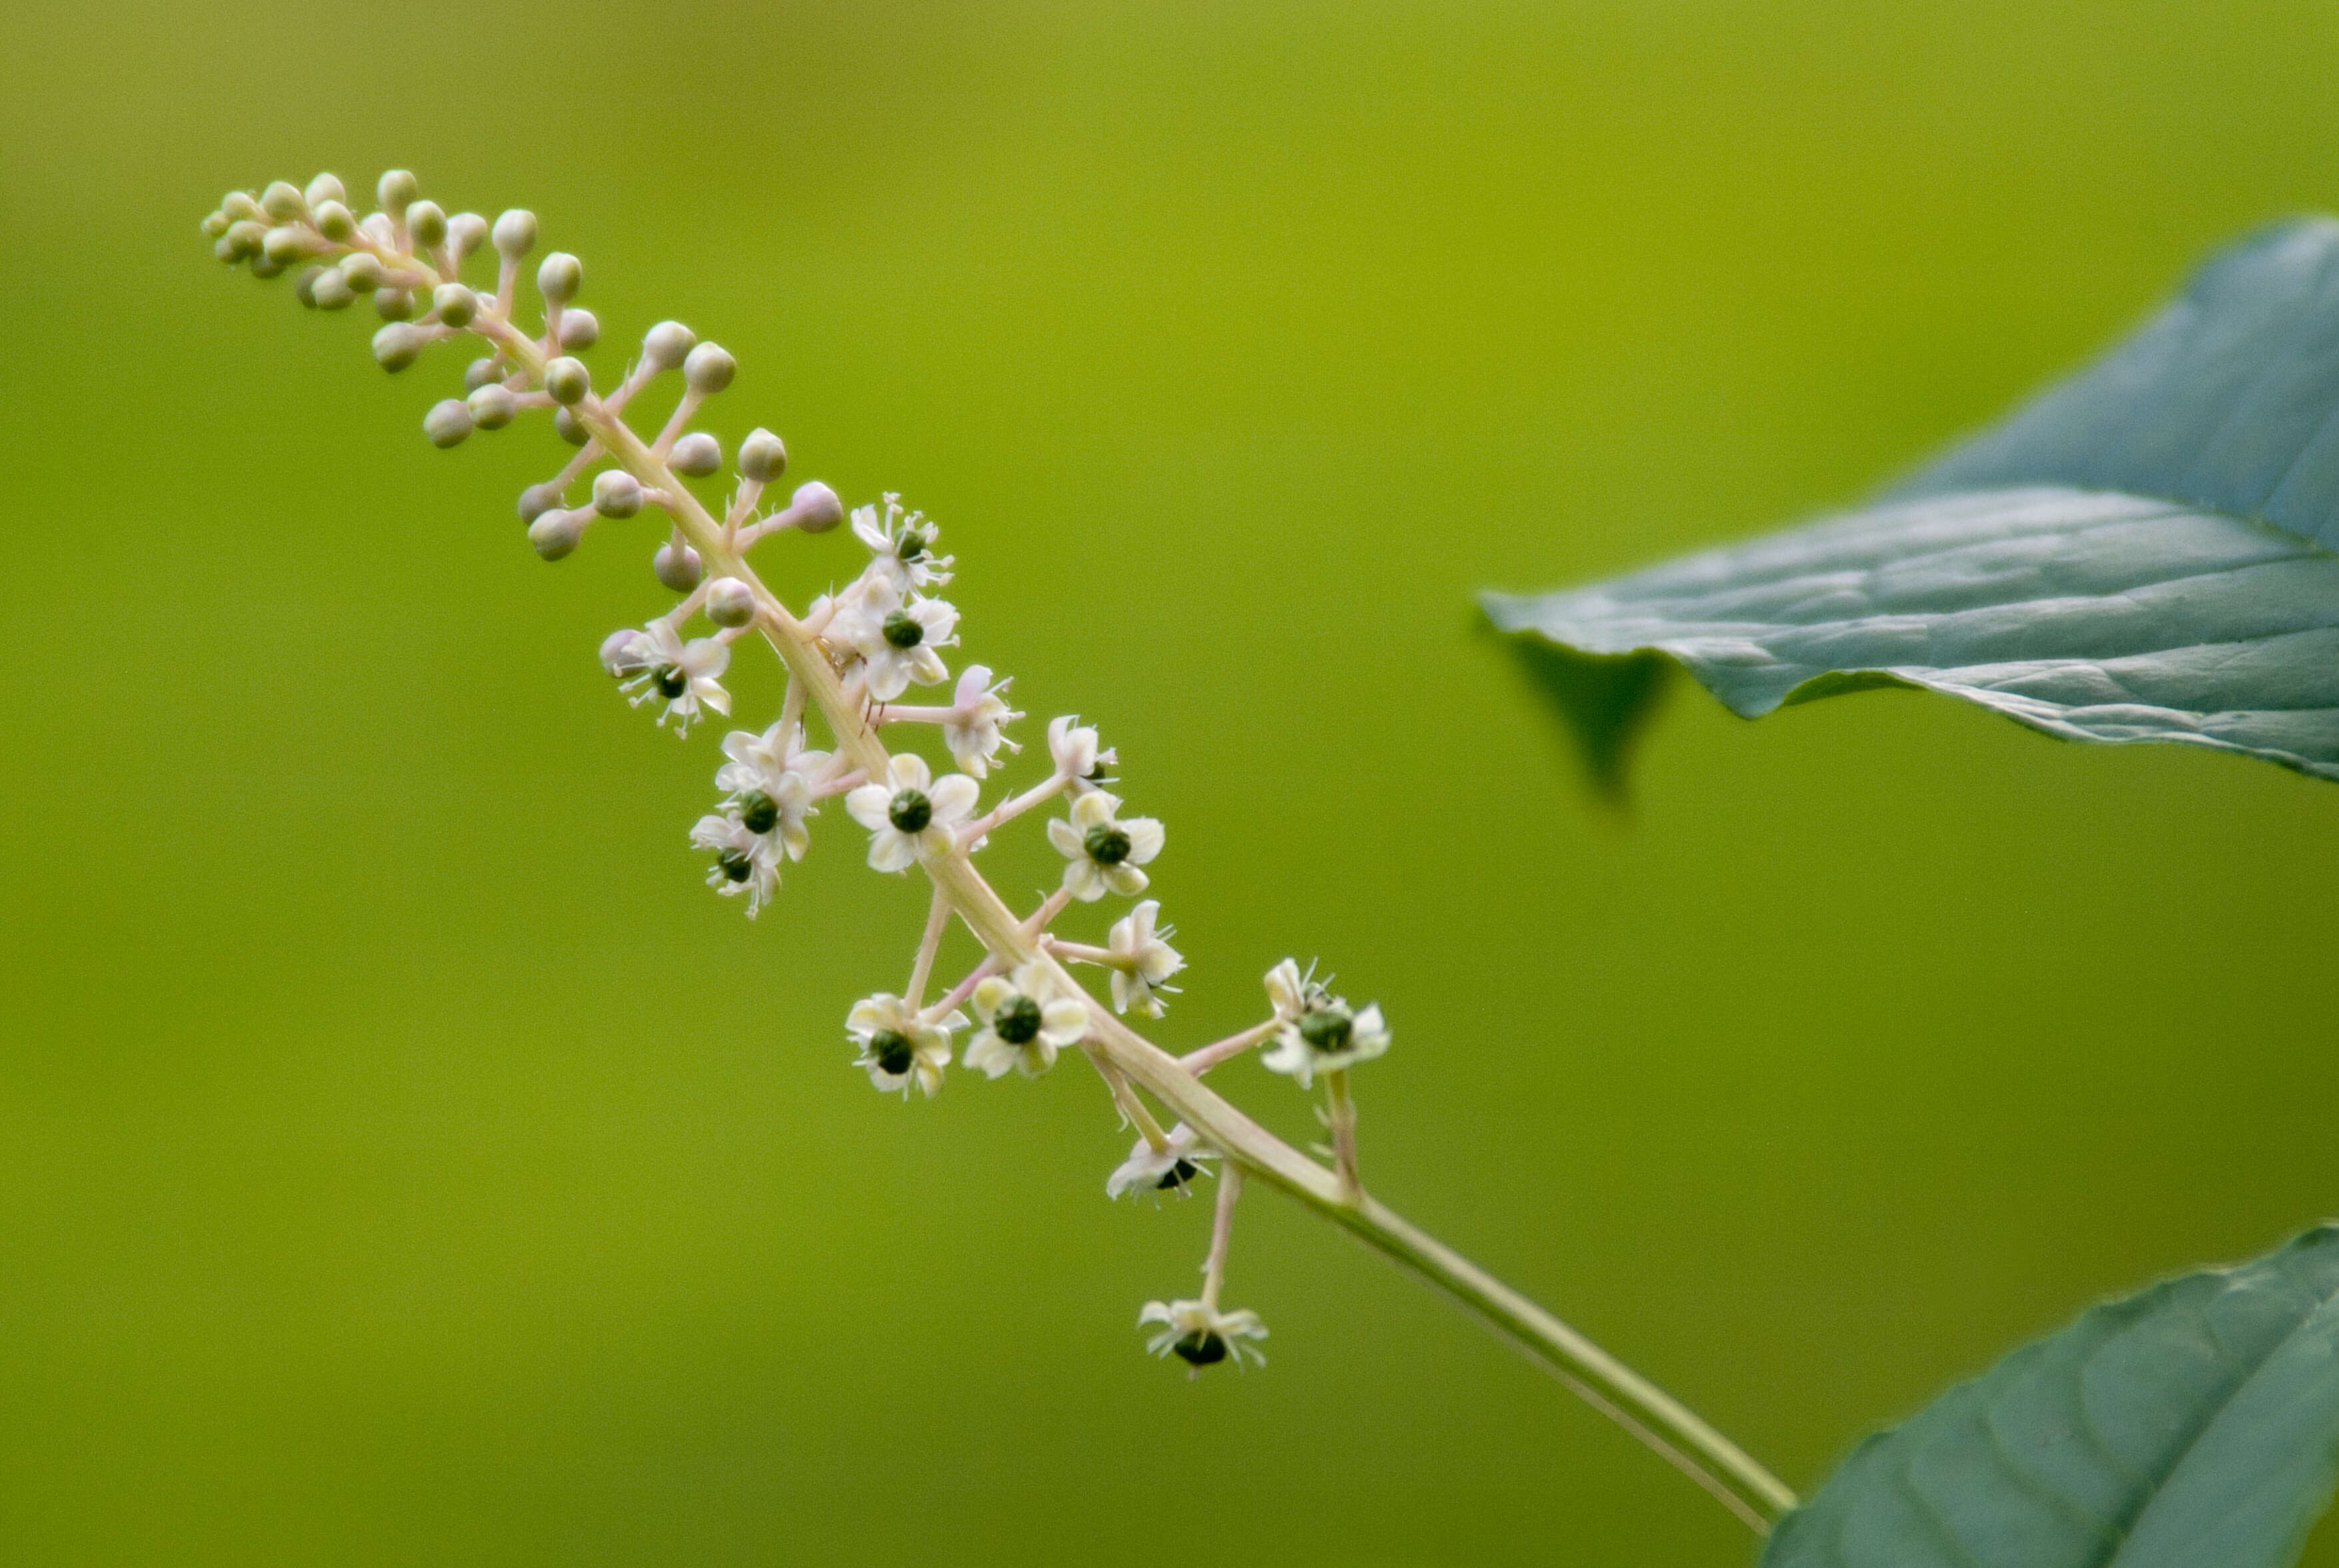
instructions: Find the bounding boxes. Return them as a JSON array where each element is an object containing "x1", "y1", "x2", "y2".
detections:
[
  {"x1": 846, "y1": 585, "x2": 957, "y2": 702},
  {"x1": 1261, "y1": 991, "x2": 1392, "y2": 1089},
  {"x1": 1105, "y1": 900, "x2": 1184, "y2": 1017},
  {"x1": 845, "y1": 752, "x2": 979, "y2": 871},
  {"x1": 1105, "y1": 1123, "x2": 1215, "y2": 1200},
  {"x1": 1138, "y1": 1298, "x2": 1268, "y2": 1372},
  {"x1": 963, "y1": 961, "x2": 1090, "y2": 1079},
  {"x1": 1046, "y1": 714, "x2": 1117, "y2": 786},
  {"x1": 603, "y1": 619, "x2": 730, "y2": 735},
  {"x1": 846, "y1": 992, "x2": 963, "y2": 1098},
  {"x1": 943, "y1": 665, "x2": 1021, "y2": 779},
  {"x1": 1046, "y1": 790, "x2": 1163, "y2": 902},
  {"x1": 690, "y1": 811, "x2": 782, "y2": 915},
  {"x1": 851, "y1": 492, "x2": 954, "y2": 590}
]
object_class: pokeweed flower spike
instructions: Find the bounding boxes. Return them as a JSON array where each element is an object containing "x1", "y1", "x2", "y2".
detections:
[{"x1": 198, "y1": 168, "x2": 1802, "y2": 1532}]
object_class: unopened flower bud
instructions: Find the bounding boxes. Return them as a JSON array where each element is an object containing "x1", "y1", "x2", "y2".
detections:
[
  {"x1": 643, "y1": 320, "x2": 694, "y2": 370},
  {"x1": 406, "y1": 200, "x2": 447, "y2": 249},
  {"x1": 789, "y1": 480, "x2": 845, "y2": 533},
  {"x1": 423, "y1": 397, "x2": 474, "y2": 449},
  {"x1": 220, "y1": 219, "x2": 265, "y2": 261},
  {"x1": 249, "y1": 252, "x2": 285, "y2": 280},
  {"x1": 557, "y1": 308, "x2": 599, "y2": 350},
  {"x1": 201, "y1": 210, "x2": 230, "y2": 238},
  {"x1": 310, "y1": 268, "x2": 356, "y2": 310},
  {"x1": 358, "y1": 212, "x2": 395, "y2": 247},
  {"x1": 294, "y1": 266, "x2": 325, "y2": 308},
  {"x1": 544, "y1": 356, "x2": 591, "y2": 405},
  {"x1": 467, "y1": 384, "x2": 517, "y2": 429},
  {"x1": 376, "y1": 168, "x2": 419, "y2": 217},
  {"x1": 338, "y1": 251, "x2": 385, "y2": 291},
  {"x1": 304, "y1": 172, "x2": 346, "y2": 210},
  {"x1": 592, "y1": 469, "x2": 643, "y2": 518},
  {"x1": 669, "y1": 431, "x2": 721, "y2": 477},
  {"x1": 553, "y1": 406, "x2": 590, "y2": 446},
  {"x1": 706, "y1": 577, "x2": 756, "y2": 628},
  {"x1": 537, "y1": 252, "x2": 582, "y2": 304},
  {"x1": 432, "y1": 282, "x2": 477, "y2": 328},
  {"x1": 518, "y1": 482, "x2": 564, "y2": 522},
  {"x1": 222, "y1": 192, "x2": 262, "y2": 224},
  {"x1": 463, "y1": 356, "x2": 501, "y2": 391},
  {"x1": 682, "y1": 342, "x2": 736, "y2": 395},
  {"x1": 446, "y1": 212, "x2": 487, "y2": 259},
  {"x1": 528, "y1": 510, "x2": 587, "y2": 561},
  {"x1": 261, "y1": 181, "x2": 308, "y2": 222},
  {"x1": 372, "y1": 322, "x2": 425, "y2": 372},
  {"x1": 654, "y1": 541, "x2": 704, "y2": 592},
  {"x1": 261, "y1": 226, "x2": 310, "y2": 265},
  {"x1": 492, "y1": 208, "x2": 537, "y2": 258},
  {"x1": 737, "y1": 427, "x2": 786, "y2": 482},
  {"x1": 374, "y1": 288, "x2": 415, "y2": 322},
  {"x1": 313, "y1": 200, "x2": 355, "y2": 242}
]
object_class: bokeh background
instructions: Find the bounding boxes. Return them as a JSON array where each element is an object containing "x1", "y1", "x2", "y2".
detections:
[{"x1": 6, "y1": 2, "x2": 2339, "y2": 1563}]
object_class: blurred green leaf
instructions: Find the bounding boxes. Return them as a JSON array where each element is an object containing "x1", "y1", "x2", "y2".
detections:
[
  {"x1": 1764, "y1": 1226, "x2": 2339, "y2": 1568},
  {"x1": 1486, "y1": 219, "x2": 2339, "y2": 785}
]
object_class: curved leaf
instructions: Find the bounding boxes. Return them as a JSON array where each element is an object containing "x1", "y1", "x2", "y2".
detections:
[
  {"x1": 1764, "y1": 1225, "x2": 2339, "y2": 1568},
  {"x1": 1486, "y1": 218, "x2": 2339, "y2": 783}
]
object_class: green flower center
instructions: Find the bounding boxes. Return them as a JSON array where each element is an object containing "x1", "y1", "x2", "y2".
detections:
[
  {"x1": 882, "y1": 611, "x2": 923, "y2": 649},
  {"x1": 1084, "y1": 824, "x2": 1132, "y2": 865},
  {"x1": 888, "y1": 790, "x2": 932, "y2": 833},
  {"x1": 1155, "y1": 1158, "x2": 1200, "y2": 1192},
  {"x1": 738, "y1": 790, "x2": 780, "y2": 834},
  {"x1": 1298, "y1": 1009, "x2": 1354, "y2": 1053},
  {"x1": 1172, "y1": 1331, "x2": 1228, "y2": 1367},
  {"x1": 897, "y1": 529, "x2": 928, "y2": 563},
  {"x1": 869, "y1": 1029, "x2": 914, "y2": 1077},
  {"x1": 716, "y1": 848, "x2": 754, "y2": 884},
  {"x1": 653, "y1": 666, "x2": 688, "y2": 699},
  {"x1": 994, "y1": 994, "x2": 1043, "y2": 1045}
]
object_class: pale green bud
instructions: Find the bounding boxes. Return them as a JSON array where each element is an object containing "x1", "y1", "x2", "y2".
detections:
[
  {"x1": 372, "y1": 323, "x2": 425, "y2": 372},
  {"x1": 294, "y1": 266, "x2": 325, "y2": 308},
  {"x1": 463, "y1": 356, "x2": 503, "y2": 391},
  {"x1": 643, "y1": 320, "x2": 694, "y2": 370},
  {"x1": 261, "y1": 181, "x2": 308, "y2": 222},
  {"x1": 446, "y1": 212, "x2": 487, "y2": 259},
  {"x1": 222, "y1": 192, "x2": 262, "y2": 224},
  {"x1": 249, "y1": 252, "x2": 286, "y2": 280},
  {"x1": 706, "y1": 577, "x2": 756, "y2": 629},
  {"x1": 544, "y1": 356, "x2": 591, "y2": 405},
  {"x1": 654, "y1": 541, "x2": 704, "y2": 592},
  {"x1": 491, "y1": 208, "x2": 537, "y2": 258},
  {"x1": 682, "y1": 342, "x2": 736, "y2": 395},
  {"x1": 376, "y1": 168, "x2": 419, "y2": 217},
  {"x1": 517, "y1": 482, "x2": 564, "y2": 522},
  {"x1": 537, "y1": 252, "x2": 582, "y2": 304},
  {"x1": 557, "y1": 308, "x2": 599, "y2": 351},
  {"x1": 433, "y1": 282, "x2": 478, "y2": 328},
  {"x1": 669, "y1": 432, "x2": 721, "y2": 477},
  {"x1": 313, "y1": 200, "x2": 356, "y2": 242},
  {"x1": 529, "y1": 511, "x2": 587, "y2": 561},
  {"x1": 553, "y1": 406, "x2": 590, "y2": 447},
  {"x1": 374, "y1": 288, "x2": 415, "y2": 322},
  {"x1": 338, "y1": 252, "x2": 386, "y2": 291},
  {"x1": 310, "y1": 268, "x2": 356, "y2": 310},
  {"x1": 738, "y1": 427, "x2": 786, "y2": 483},
  {"x1": 423, "y1": 397, "x2": 475, "y2": 448},
  {"x1": 592, "y1": 469, "x2": 643, "y2": 518},
  {"x1": 467, "y1": 385, "x2": 517, "y2": 429},
  {"x1": 304, "y1": 172, "x2": 346, "y2": 210},
  {"x1": 406, "y1": 200, "x2": 447, "y2": 249},
  {"x1": 261, "y1": 226, "x2": 310, "y2": 265},
  {"x1": 201, "y1": 210, "x2": 230, "y2": 238},
  {"x1": 789, "y1": 480, "x2": 844, "y2": 534},
  {"x1": 220, "y1": 220, "x2": 265, "y2": 261}
]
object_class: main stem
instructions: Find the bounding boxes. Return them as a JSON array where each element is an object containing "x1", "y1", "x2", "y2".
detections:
[{"x1": 485, "y1": 320, "x2": 1797, "y2": 1535}]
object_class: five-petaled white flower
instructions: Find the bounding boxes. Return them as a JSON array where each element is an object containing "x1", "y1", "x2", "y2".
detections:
[
  {"x1": 1046, "y1": 790, "x2": 1162, "y2": 902},
  {"x1": 1138, "y1": 1298, "x2": 1268, "y2": 1372},
  {"x1": 943, "y1": 665, "x2": 1022, "y2": 779},
  {"x1": 846, "y1": 753, "x2": 979, "y2": 871},
  {"x1": 852, "y1": 492, "x2": 954, "y2": 590},
  {"x1": 1046, "y1": 714, "x2": 1116, "y2": 788},
  {"x1": 1105, "y1": 900, "x2": 1184, "y2": 1017},
  {"x1": 845, "y1": 581, "x2": 957, "y2": 702},
  {"x1": 690, "y1": 812, "x2": 782, "y2": 916},
  {"x1": 846, "y1": 992, "x2": 963, "y2": 1098},
  {"x1": 1261, "y1": 991, "x2": 1391, "y2": 1089},
  {"x1": 963, "y1": 961, "x2": 1089, "y2": 1079},
  {"x1": 603, "y1": 620, "x2": 731, "y2": 735},
  {"x1": 714, "y1": 721, "x2": 825, "y2": 861},
  {"x1": 1106, "y1": 1122, "x2": 1215, "y2": 1200}
]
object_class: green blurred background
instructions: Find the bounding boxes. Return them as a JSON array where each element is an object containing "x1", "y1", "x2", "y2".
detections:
[{"x1": 5, "y1": 1, "x2": 2339, "y2": 1563}]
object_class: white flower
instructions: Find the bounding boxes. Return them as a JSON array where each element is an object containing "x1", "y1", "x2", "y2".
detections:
[
  {"x1": 1046, "y1": 715, "x2": 1117, "y2": 786},
  {"x1": 846, "y1": 991, "x2": 963, "y2": 1098},
  {"x1": 1046, "y1": 790, "x2": 1163, "y2": 902},
  {"x1": 1261, "y1": 994, "x2": 1391, "y2": 1089},
  {"x1": 845, "y1": 752, "x2": 979, "y2": 871},
  {"x1": 963, "y1": 961, "x2": 1089, "y2": 1079},
  {"x1": 714, "y1": 721, "x2": 825, "y2": 860},
  {"x1": 1138, "y1": 1298, "x2": 1268, "y2": 1372},
  {"x1": 690, "y1": 811, "x2": 782, "y2": 916},
  {"x1": 943, "y1": 665, "x2": 1021, "y2": 779},
  {"x1": 851, "y1": 492, "x2": 954, "y2": 590},
  {"x1": 842, "y1": 581, "x2": 956, "y2": 702},
  {"x1": 1105, "y1": 900, "x2": 1184, "y2": 1017},
  {"x1": 1106, "y1": 1122, "x2": 1215, "y2": 1200},
  {"x1": 605, "y1": 620, "x2": 730, "y2": 735}
]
